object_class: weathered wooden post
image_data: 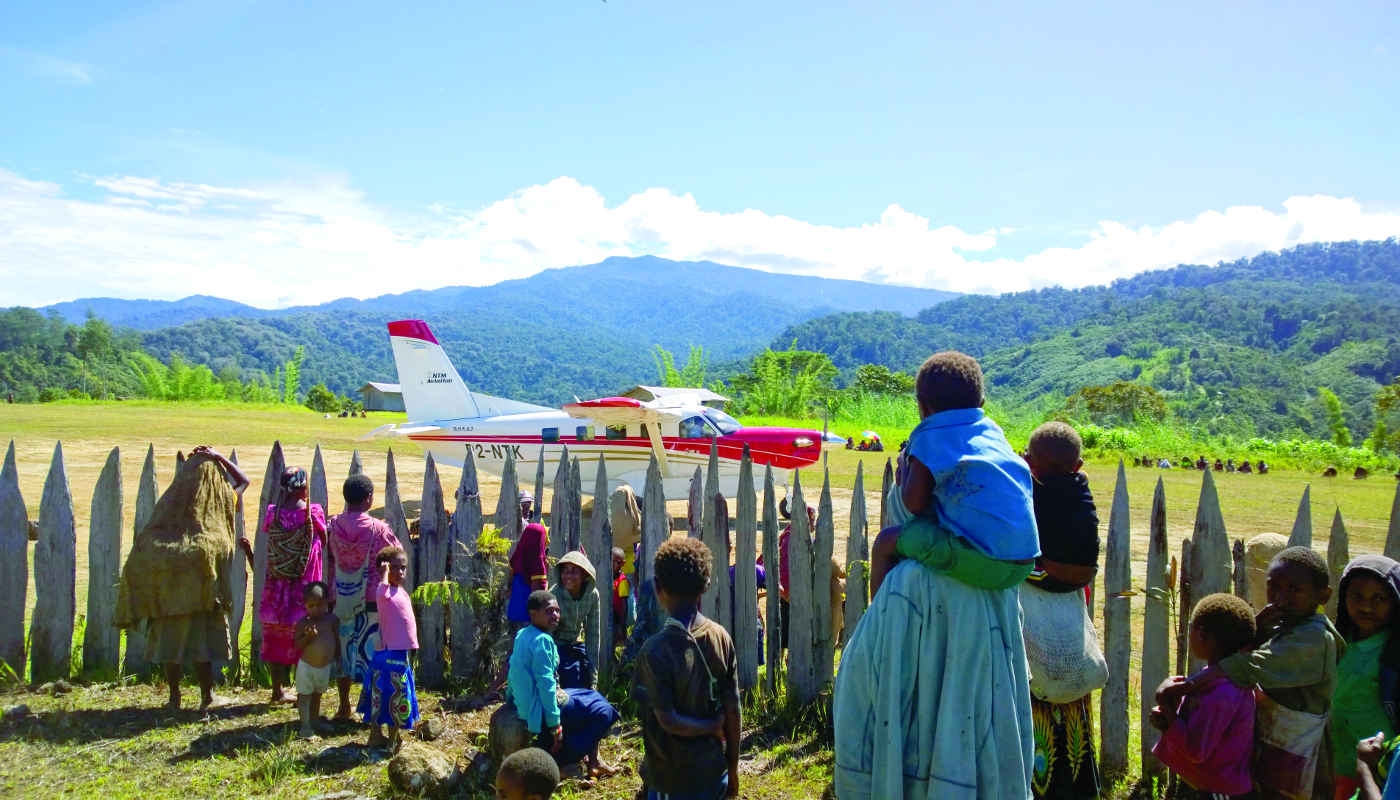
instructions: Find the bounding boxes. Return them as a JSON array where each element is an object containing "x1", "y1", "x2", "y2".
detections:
[
  {"x1": 761, "y1": 465, "x2": 781, "y2": 695},
  {"x1": 1141, "y1": 477, "x2": 1169, "y2": 780},
  {"x1": 549, "y1": 446, "x2": 572, "y2": 560},
  {"x1": 450, "y1": 450, "x2": 484, "y2": 682},
  {"x1": 702, "y1": 442, "x2": 720, "y2": 543},
  {"x1": 879, "y1": 458, "x2": 893, "y2": 531},
  {"x1": 32, "y1": 443, "x2": 77, "y2": 683},
  {"x1": 733, "y1": 450, "x2": 759, "y2": 691},
  {"x1": 495, "y1": 450, "x2": 521, "y2": 544},
  {"x1": 227, "y1": 449, "x2": 248, "y2": 681},
  {"x1": 1100, "y1": 460, "x2": 1131, "y2": 783},
  {"x1": 567, "y1": 458, "x2": 582, "y2": 552},
  {"x1": 787, "y1": 472, "x2": 817, "y2": 706},
  {"x1": 0, "y1": 441, "x2": 28, "y2": 675},
  {"x1": 1175, "y1": 540, "x2": 1194, "y2": 677},
  {"x1": 1232, "y1": 539, "x2": 1247, "y2": 600},
  {"x1": 844, "y1": 461, "x2": 869, "y2": 644},
  {"x1": 700, "y1": 445, "x2": 724, "y2": 620},
  {"x1": 416, "y1": 454, "x2": 450, "y2": 688},
  {"x1": 532, "y1": 448, "x2": 545, "y2": 525},
  {"x1": 348, "y1": 449, "x2": 363, "y2": 476},
  {"x1": 1289, "y1": 485, "x2": 1312, "y2": 548},
  {"x1": 585, "y1": 455, "x2": 614, "y2": 688},
  {"x1": 712, "y1": 494, "x2": 733, "y2": 642},
  {"x1": 635, "y1": 455, "x2": 668, "y2": 637},
  {"x1": 1326, "y1": 508, "x2": 1349, "y2": 621},
  {"x1": 814, "y1": 467, "x2": 835, "y2": 687},
  {"x1": 1245, "y1": 533, "x2": 1288, "y2": 611},
  {"x1": 84, "y1": 447, "x2": 123, "y2": 676},
  {"x1": 383, "y1": 449, "x2": 412, "y2": 591},
  {"x1": 311, "y1": 445, "x2": 332, "y2": 584},
  {"x1": 1386, "y1": 482, "x2": 1400, "y2": 561},
  {"x1": 123, "y1": 445, "x2": 158, "y2": 676},
  {"x1": 688, "y1": 466, "x2": 704, "y2": 539},
  {"x1": 251, "y1": 442, "x2": 286, "y2": 674},
  {"x1": 1188, "y1": 469, "x2": 1230, "y2": 673}
]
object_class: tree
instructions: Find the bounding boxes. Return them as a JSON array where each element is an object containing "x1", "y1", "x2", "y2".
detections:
[
  {"x1": 1370, "y1": 378, "x2": 1400, "y2": 453},
  {"x1": 1060, "y1": 381, "x2": 1168, "y2": 427},
  {"x1": 652, "y1": 344, "x2": 708, "y2": 387},
  {"x1": 304, "y1": 383, "x2": 340, "y2": 413},
  {"x1": 283, "y1": 345, "x2": 305, "y2": 404},
  {"x1": 1318, "y1": 387, "x2": 1352, "y2": 447},
  {"x1": 853, "y1": 364, "x2": 914, "y2": 396},
  {"x1": 729, "y1": 344, "x2": 838, "y2": 416}
]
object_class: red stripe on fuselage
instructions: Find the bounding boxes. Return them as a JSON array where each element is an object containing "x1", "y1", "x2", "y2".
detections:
[{"x1": 405, "y1": 433, "x2": 820, "y2": 470}]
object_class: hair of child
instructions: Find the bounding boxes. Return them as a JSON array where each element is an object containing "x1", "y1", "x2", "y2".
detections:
[
  {"x1": 654, "y1": 536, "x2": 712, "y2": 599},
  {"x1": 499, "y1": 746, "x2": 560, "y2": 797},
  {"x1": 611, "y1": 546, "x2": 625, "y2": 559},
  {"x1": 1190, "y1": 593, "x2": 1257, "y2": 657},
  {"x1": 342, "y1": 473, "x2": 374, "y2": 504},
  {"x1": 1272, "y1": 545, "x2": 1330, "y2": 589},
  {"x1": 527, "y1": 589, "x2": 557, "y2": 612},
  {"x1": 375, "y1": 545, "x2": 407, "y2": 567},
  {"x1": 280, "y1": 466, "x2": 309, "y2": 491},
  {"x1": 915, "y1": 351, "x2": 984, "y2": 412},
  {"x1": 1028, "y1": 421, "x2": 1083, "y2": 475},
  {"x1": 303, "y1": 580, "x2": 330, "y2": 600},
  {"x1": 1337, "y1": 555, "x2": 1400, "y2": 641}
]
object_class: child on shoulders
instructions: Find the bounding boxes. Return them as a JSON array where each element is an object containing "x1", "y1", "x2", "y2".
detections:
[
  {"x1": 869, "y1": 351, "x2": 1039, "y2": 596},
  {"x1": 358, "y1": 545, "x2": 419, "y2": 751},
  {"x1": 632, "y1": 537, "x2": 741, "y2": 800},
  {"x1": 1330, "y1": 555, "x2": 1400, "y2": 799},
  {"x1": 1150, "y1": 593, "x2": 1258, "y2": 798},
  {"x1": 1023, "y1": 421, "x2": 1099, "y2": 595},
  {"x1": 292, "y1": 581, "x2": 339, "y2": 740}
]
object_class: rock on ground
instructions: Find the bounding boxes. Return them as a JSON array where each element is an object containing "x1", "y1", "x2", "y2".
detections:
[
  {"x1": 487, "y1": 702, "x2": 530, "y2": 762},
  {"x1": 386, "y1": 741, "x2": 461, "y2": 797}
]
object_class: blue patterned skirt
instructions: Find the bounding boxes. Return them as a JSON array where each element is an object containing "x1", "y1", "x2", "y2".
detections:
[{"x1": 357, "y1": 649, "x2": 419, "y2": 730}]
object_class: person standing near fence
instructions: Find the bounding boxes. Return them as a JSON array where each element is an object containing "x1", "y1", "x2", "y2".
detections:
[
  {"x1": 326, "y1": 473, "x2": 402, "y2": 720},
  {"x1": 248, "y1": 466, "x2": 327, "y2": 706},
  {"x1": 1329, "y1": 555, "x2": 1400, "y2": 800},
  {"x1": 115, "y1": 446, "x2": 249, "y2": 711}
]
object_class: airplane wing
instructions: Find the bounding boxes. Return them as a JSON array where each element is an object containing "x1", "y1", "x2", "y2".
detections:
[{"x1": 561, "y1": 396, "x2": 674, "y2": 426}]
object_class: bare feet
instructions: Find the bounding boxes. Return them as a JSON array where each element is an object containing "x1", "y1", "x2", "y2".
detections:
[
  {"x1": 366, "y1": 731, "x2": 389, "y2": 749},
  {"x1": 333, "y1": 707, "x2": 354, "y2": 722},
  {"x1": 589, "y1": 760, "x2": 619, "y2": 778},
  {"x1": 269, "y1": 690, "x2": 296, "y2": 706},
  {"x1": 200, "y1": 694, "x2": 231, "y2": 711}
]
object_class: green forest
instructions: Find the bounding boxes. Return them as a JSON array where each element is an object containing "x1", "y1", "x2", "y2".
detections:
[{"x1": 5, "y1": 241, "x2": 1400, "y2": 464}]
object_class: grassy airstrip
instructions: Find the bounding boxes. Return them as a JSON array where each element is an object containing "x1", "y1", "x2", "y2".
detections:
[{"x1": 1, "y1": 400, "x2": 1398, "y2": 798}]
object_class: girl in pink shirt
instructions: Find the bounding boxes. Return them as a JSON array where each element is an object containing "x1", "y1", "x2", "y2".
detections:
[
  {"x1": 1151, "y1": 593, "x2": 1258, "y2": 798},
  {"x1": 358, "y1": 545, "x2": 419, "y2": 751}
]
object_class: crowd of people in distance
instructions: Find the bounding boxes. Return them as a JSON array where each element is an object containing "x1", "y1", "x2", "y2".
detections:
[
  {"x1": 1136, "y1": 453, "x2": 1271, "y2": 474},
  {"x1": 110, "y1": 346, "x2": 1400, "y2": 800},
  {"x1": 844, "y1": 436, "x2": 886, "y2": 451}
]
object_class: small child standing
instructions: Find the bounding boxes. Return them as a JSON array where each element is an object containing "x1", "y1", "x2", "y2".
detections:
[
  {"x1": 1330, "y1": 555, "x2": 1400, "y2": 799},
  {"x1": 632, "y1": 537, "x2": 741, "y2": 800},
  {"x1": 869, "y1": 351, "x2": 1039, "y2": 596},
  {"x1": 358, "y1": 546, "x2": 419, "y2": 751},
  {"x1": 292, "y1": 581, "x2": 340, "y2": 740},
  {"x1": 1150, "y1": 593, "x2": 1258, "y2": 798},
  {"x1": 612, "y1": 547, "x2": 633, "y2": 648},
  {"x1": 1164, "y1": 546, "x2": 1342, "y2": 800},
  {"x1": 495, "y1": 747, "x2": 561, "y2": 800}
]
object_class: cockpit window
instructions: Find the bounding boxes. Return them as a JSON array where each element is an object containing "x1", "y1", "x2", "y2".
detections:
[
  {"x1": 703, "y1": 408, "x2": 742, "y2": 435},
  {"x1": 679, "y1": 415, "x2": 713, "y2": 439}
]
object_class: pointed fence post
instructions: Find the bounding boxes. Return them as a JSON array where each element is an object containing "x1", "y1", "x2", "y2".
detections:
[
  {"x1": 495, "y1": 450, "x2": 521, "y2": 544},
  {"x1": 814, "y1": 467, "x2": 835, "y2": 687},
  {"x1": 879, "y1": 458, "x2": 893, "y2": 531},
  {"x1": 416, "y1": 454, "x2": 450, "y2": 688},
  {"x1": 733, "y1": 450, "x2": 759, "y2": 692},
  {"x1": 532, "y1": 448, "x2": 546, "y2": 524},
  {"x1": 787, "y1": 472, "x2": 818, "y2": 706},
  {"x1": 227, "y1": 449, "x2": 248, "y2": 682},
  {"x1": 568, "y1": 458, "x2": 582, "y2": 552},
  {"x1": 585, "y1": 455, "x2": 614, "y2": 689},
  {"x1": 712, "y1": 494, "x2": 732, "y2": 641},
  {"x1": 123, "y1": 445, "x2": 159, "y2": 676},
  {"x1": 1176, "y1": 540, "x2": 1194, "y2": 677},
  {"x1": 1188, "y1": 470, "x2": 1231, "y2": 673},
  {"x1": 1232, "y1": 539, "x2": 1247, "y2": 599},
  {"x1": 702, "y1": 442, "x2": 720, "y2": 544},
  {"x1": 1100, "y1": 460, "x2": 1131, "y2": 783},
  {"x1": 630, "y1": 454, "x2": 668, "y2": 643},
  {"x1": 761, "y1": 465, "x2": 781, "y2": 695},
  {"x1": 252, "y1": 442, "x2": 287, "y2": 674},
  {"x1": 1386, "y1": 482, "x2": 1400, "y2": 561},
  {"x1": 450, "y1": 450, "x2": 484, "y2": 682},
  {"x1": 32, "y1": 443, "x2": 76, "y2": 683},
  {"x1": 383, "y1": 449, "x2": 412, "y2": 592},
  {"x1": 1289, "y1": 485, "x2": 1312, "y2": 548},
  {"x1": 549, "y1": 447, "x2": 571, "y2": 560},
  {"x1": 1141, "y1": 477, "x2": 1169, "y2": 780},
  {"x1": 348, "y1": 450, "x2": 363, "y2": 476},
  {"x1": 700, "y1": 446, "x2": 724, "y2": 621},
  {"x1": 311, "y1": 445, "x2": 332, "y2": 584},
  {"x1": 688, "y1": 467, "x2": 704, "y2": 539},
  {"x1": 843, "y1": 462, "x2": 869, "y2": 643},
  {"x1": 0, "y1": 441, "x2": 28, "y2": 674},
  {"x1": 1326, "y1": 508, "x2": 1349, "y2": 621},
  {"x1": 84, "y1": 447, "x2": 123, "y2": 676}
]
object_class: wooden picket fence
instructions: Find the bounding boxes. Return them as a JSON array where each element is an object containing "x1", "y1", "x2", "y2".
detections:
[{"x1": 4, "y1": 438, "x2": 1400, "y2": 788}]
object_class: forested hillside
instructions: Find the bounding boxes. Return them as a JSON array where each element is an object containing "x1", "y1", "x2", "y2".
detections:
[{"x1": 778, "y1": 240, "x2": 1400, "y2": 440}]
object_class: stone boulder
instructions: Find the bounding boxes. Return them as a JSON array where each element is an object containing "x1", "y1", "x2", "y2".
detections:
[
  {"x1": 1245, "y1": 532, "x2": 1289, "y2": 611},
  {"x1": 487, "y1": 702, "x2": 531, "y2": 762},
  {"x1": 386, "y1": 742, "x2": 460, "y2": 797}
]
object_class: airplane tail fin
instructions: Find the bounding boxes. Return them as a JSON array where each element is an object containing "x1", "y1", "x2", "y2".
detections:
[{"x1": 387, "y1": 320, "x2": 481, "y2": 422}]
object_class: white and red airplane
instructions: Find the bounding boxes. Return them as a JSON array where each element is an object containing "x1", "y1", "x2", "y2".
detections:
[{"x1": 365, "y1": 319, "x2": 844, "y2": 498}]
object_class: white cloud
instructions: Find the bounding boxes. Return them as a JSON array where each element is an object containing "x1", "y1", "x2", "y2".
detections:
[
  {"x1": 2, "y1": 49, "x2": 95, "y2": 85},
  {"x1": 2, "y1": 167, "x2": 1399, "y2": 309}
]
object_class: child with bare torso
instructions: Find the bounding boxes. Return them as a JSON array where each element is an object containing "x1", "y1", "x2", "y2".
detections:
[{"x1": 293, "y1": 581, "x2": 340, "y2": 739}]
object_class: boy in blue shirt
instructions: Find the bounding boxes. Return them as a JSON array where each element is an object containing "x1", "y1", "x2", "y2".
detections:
[{"x1": 869, "y1": 350, "x2": 1040, "y2": 596}]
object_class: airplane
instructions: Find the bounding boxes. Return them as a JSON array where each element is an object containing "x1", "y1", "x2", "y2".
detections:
[{"x1": 365, "y1": 319, "x2": 845, "y2": 498}]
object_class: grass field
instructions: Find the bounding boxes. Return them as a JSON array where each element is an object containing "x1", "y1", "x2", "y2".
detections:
[{"x1": 2, "y1": 401, "x2": 1399, "y2": 798}]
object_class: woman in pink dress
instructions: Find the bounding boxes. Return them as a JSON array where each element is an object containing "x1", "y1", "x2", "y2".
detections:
[{"x1": 242, "y1": 466, "x2": 327, "y2": 705}]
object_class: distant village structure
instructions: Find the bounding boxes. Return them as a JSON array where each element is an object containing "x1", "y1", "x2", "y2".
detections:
[{"x1": 358, "y1": 381, "x2": 404, "y2": 412}]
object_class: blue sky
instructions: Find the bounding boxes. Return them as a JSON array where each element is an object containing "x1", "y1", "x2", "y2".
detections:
[{"x1": 2, "y1": 0, "x2": 1398, "y2": 307}]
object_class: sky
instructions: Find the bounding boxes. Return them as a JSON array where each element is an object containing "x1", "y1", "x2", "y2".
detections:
[{"x1": 2, "y1": 0, "x2": 1398, "y2": 308}]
